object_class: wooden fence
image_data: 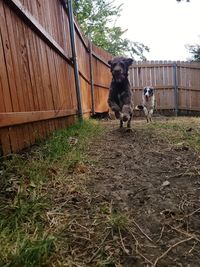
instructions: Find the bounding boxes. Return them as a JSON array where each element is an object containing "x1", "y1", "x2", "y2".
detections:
[
  {"x1": 0, "y1": 0, "x2": 112, "y2": 155},
  {"x1": 130, "y1": 61, "x2": 200, "y2": 113}
]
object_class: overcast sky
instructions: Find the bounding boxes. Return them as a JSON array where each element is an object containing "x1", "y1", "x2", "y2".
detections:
[{"x1": 114, "y1": 0, "x2": 200, "y2": 61}]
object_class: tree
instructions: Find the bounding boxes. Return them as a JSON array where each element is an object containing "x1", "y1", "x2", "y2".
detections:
[
  {"x1": 73, "y1": 0, "x2": 149, "y2": 60},
  {"x1": 187, "y1": 43, "x2": 200, "y2": 61}
]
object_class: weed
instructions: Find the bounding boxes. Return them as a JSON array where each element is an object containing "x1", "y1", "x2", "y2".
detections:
[{"x1": 107, "y1": 210, "x2": 129, "y2": 231}]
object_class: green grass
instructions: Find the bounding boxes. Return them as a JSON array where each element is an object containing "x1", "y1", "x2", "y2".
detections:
[{"x1": 0, "y1": 119, "x2": 103, "y2": 267}]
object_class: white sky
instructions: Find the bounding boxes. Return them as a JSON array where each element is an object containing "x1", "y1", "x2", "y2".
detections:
[{"x1": 114, "y1": 0, "x2": 200, "y2": 60}]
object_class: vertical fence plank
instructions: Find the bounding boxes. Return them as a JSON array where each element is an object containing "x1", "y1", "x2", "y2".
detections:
[{"x1": 173, "y1": 63, "x2": 178, "y2": 116}]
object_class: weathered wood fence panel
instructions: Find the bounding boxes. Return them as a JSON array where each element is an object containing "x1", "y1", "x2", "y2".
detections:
[
  {"x1": 130, "y1": 61, "x2": 175, "y2": 110},
  {"x1": 92, "y1": 43, "x2": 111, "y2": 113},
  {"x1": 0, "y1": 0, "x2": 112, "y2": 155},
  {"x1": 178, "y1": 63, "x2": 200, "y2": 111}
]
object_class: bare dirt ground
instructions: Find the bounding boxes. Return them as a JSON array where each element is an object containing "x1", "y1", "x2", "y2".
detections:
[{"x1": 63, "y1": 118, "x2": 200, "y2": 267}]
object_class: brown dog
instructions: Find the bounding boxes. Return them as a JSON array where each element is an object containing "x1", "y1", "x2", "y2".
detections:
[{"x1": 107, "y1": 57, "x2": 134, "y2": 129}]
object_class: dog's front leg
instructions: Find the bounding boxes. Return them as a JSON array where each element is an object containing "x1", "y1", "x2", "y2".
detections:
[
  {"x1": 149, "y1": 108, "x2": 154, "y2": 122},
  {"x1": 121, "y1": 105, "x2": 132, "y2": 124},
  {"x1": 109, "y1": 103, "x2": 122, "y2": 119},
  {"x1": 143, "y1": 107, "x2": 149, "y2": 123},
  {"x1": 120, "y1": 119, "x2": 123, "y2": 128},
  {"x1": 108, "y1": 96, "x2": 121, "y2": 118},
  {"x1": 127, "y1": 114, "x2": 132, "y2": 129}
]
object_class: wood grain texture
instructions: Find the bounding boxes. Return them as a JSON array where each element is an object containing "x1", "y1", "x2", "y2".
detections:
[{"x1": 0, "y1": 0, "x2": 112, "y2": 154}]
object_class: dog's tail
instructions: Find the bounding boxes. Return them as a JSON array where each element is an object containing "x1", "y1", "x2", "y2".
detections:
[{"x1": 135, "y1": 105, "x2": 144, "y2": 110}]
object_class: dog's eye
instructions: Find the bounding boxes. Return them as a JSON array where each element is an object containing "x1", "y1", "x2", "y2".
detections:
[{"x1": 119, "y1": 62, "x2": 125, "y2": 68}]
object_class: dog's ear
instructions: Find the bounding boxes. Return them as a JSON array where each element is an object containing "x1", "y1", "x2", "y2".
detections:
[{"x1": 124, "y1": 58, "x2": 134, "y2": 66}]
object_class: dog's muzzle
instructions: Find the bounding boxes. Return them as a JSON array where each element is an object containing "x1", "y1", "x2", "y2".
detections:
[
  {"x1": 145, "y1": 94, "x2": 149, "y2": 102},
  {"x1": 113, "y1": 71, "x2": 125, "y2": 82}
]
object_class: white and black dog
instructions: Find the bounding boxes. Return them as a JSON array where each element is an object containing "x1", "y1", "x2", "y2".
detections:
[{"x1": 136, "y1": 86, "x2": 155, "y2": 122}]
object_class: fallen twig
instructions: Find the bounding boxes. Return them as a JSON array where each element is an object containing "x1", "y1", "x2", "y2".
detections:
[
  {"x1": 189, "y1": 241, "x2": 198, "y2": 254},
  {"x1": 132, "y1": 219, "x2": 153, "y2": 243},
  {"x1": 74, "y1": 221, "x2": 91, "y2": 232},
  {"x1": 156, "y1": 225, "x2": 165, "y2": 243},
  {"x1": 168, "y1": 224, "x2": 200, "y2": 242},
  {"x1": 152, "y1": 236, "x2": 194, "y2": 267},
  {"x1": 168, "y1": 169, "x2": 198, "y2": 180},
  {"x1": 184, "y1": 207, "x2": 200, "y2": 219},
  {"x1": 118, "y1": 227, "x2": 129, "y2": 254},
  {"x1": 88, "y1": 229, "x2": 111, "y2": 263},
  {"x1": 168, "y1": 173, "x2": 185, "y2": 179},
  {"x1": 127, "y1": 226, "x2": 153, "y2": 265}
]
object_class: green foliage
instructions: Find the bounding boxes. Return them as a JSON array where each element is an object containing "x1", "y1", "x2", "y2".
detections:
[
  {"x1": 73, "y1": 0, "x2": 149, "y2": 59},
  {"x1": 187, "y1": 43, "x2": 200, "y2": 62},
  {"x1": 73, "y1": 0, "x2": 121, "y2": 37}
]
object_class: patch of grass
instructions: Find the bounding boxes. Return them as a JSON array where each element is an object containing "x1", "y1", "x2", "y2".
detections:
[
  {"x1": 42, "y1": 119, "x2": 102, "y2": 161},
  {"x1": 0, "y1": 234, "x2": 55, "y2": 267},
  {"x1": 0, "y1": 119, "x2": 103, "y2": 267},
  {"x1": 107, "y1": 210, "x2": 129, "y2": 231},
  {"x1": 142, "y1": 117, "x2": 200, "y2": 151}
]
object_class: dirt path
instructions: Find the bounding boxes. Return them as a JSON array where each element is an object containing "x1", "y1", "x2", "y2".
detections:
[{"x1": 83, "y1": 119, "x2": 200, "y2": 266}]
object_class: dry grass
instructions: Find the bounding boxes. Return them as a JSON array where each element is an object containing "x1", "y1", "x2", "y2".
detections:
[{"x1": 145, "y1": 116, "x2": 200, "y2": 151}]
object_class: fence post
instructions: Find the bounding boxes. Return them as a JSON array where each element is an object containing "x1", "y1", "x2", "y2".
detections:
[
  {"x1": 88, "y1": 41, "x2": 95, "y2": 115},
  {"x1": 173, "y1": 63, "x2": 178, "y2": 116},
  {"x1": 67, "y1": 0, "x2": 83, "y2": 120}
]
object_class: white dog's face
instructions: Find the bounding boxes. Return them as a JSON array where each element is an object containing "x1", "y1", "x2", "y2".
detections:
[{"x1": 144, "y1": 87, "x2": 154, "y2": 101}]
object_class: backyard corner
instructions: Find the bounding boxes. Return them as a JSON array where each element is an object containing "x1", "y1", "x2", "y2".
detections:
[{"x1": 0, "y1": 117, "x2": 200, "y2": 267}]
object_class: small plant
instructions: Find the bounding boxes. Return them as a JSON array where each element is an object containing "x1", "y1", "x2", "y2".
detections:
[{"x1": 107, "y1": 210, "x2": 129, "y2": 231}]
